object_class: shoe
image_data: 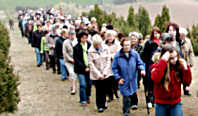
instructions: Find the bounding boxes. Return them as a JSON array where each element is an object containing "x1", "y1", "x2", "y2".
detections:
[
  {"x1": 87, "y1": 98, "x2": 91, "y2": 104},
  {"x1": 107, "y1": 98, "x2": 113, "y2": 102},
  {"x1": 57, "y1": 71, "x2": 61, "y2": 75},
  {"x1": 98, "y1": 108, "x2": 104, "y2": 113},
  {"x1": 71, "y1": 89, "x2": 76, "y2": 95},
  {"x1": 81, "y1": 103, "x2": 87, "y2": 107},
  {"x1": 184, "y1": 91, "x2": 191, "y2": 96},
  {"x1": 131, "y1": 105, "x2": 138, "y2": 110},
  {"x1": 147, "y1": 102, "x2": 152, "y2": 109},
  {"x1": 37, "y1": 64, "x2": 41, "y2": 67},
  {"x1": 103, "y1": 104, "x2": 108, "y2": 110},
  {"x1": 61, "y1": 78, "x2": 66, "y2": 81},
  {"x1": 115, "y1": 94, "x2": 120, "y2": 99}
]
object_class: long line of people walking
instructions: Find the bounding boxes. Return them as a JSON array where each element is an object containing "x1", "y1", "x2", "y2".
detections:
[{"x1": 17, "y1": 8, "x2": 194, "y2": 116}]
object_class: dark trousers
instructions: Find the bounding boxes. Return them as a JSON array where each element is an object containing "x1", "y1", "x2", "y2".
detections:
[
  {"x1": 44, "y1": 51, "x2": 50, "y2": 70},
  {"x1": 143, "y1": 64, "x2": 154, "y2": 104},
  {"x1": 131, "y1": 93, "x2": 138, "y2": 106},
  {"x1": 49, "y1": 55, "x2": 56, "y2": 72},
  {"x1": 107, "y1": 76, "x2": 119, "y2": 100},
  {"x1": 55, "y1": 57, "x2": 61, "y2": 73},
  {"x1": 94, "y1": 78, "x2": 108, "y2": 109},
  {"x1": 122, "y1": 93, "x2": 138, "y2": 116}
]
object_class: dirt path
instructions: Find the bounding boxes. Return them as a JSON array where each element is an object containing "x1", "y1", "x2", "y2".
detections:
[{"x1": 4, "y1": 23, "x2": 198, "y2": 116}]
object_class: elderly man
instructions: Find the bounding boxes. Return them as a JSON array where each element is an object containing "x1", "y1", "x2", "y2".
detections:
[{"x1": 179, "y1": 27, "x2": 194, "y2": 96}]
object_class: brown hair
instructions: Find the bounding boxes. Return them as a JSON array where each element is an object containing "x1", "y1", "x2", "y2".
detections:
[
  {"x1": 160, "y1": 45, "x2": 183, "y2": 91},
  {"x1": 120, "y1": 37, "x2": 130, "y2": 47},
  {"x1": 150, "y1": 27, "x2": 161, "y2": 40}
]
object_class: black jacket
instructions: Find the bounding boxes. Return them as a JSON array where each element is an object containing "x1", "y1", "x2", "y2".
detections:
[
  {"x1": 31, "y1": 30, "x2": 44, "y2": 49},
  {"x1": 54, "y1": 36, "x2": 66, "y2": 59},
  {"x1": 73, "y1": 42, "x2": 91, "y2": 74}
]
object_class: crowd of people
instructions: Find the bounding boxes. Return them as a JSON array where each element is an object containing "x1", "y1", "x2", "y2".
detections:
[{"x1": 17, "y1": 8, "x2": 194, "y2": 116}]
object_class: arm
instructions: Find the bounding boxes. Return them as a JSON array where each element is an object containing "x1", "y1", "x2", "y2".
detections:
[
  {"x1": 103, "y1": 49, "x2": 112, "y2": 77},
  {"x1": 182, "y1": 66, "x2": 192, "y2": 86},
  {"x1": 63, "y1": 41, "x2": 74, "y2": 63},
  {"x1": 73, "y1": 46, "x2": 86, "y2": 70},
  {"x1": 151, "y1": 59, "x2": 167, "y2": 83},
  {"x1": 189, "y1": 40, "x2": 194, "y2": 67},
  {"x1": 88, "y1": 52, "x2": 103, "y2": 79},
  {"x1": 40, "y1": 37, "x2": 44, "y2": 54},
  {"x1": 112, "y1": 55, "x2": 121, "y2": 80}
]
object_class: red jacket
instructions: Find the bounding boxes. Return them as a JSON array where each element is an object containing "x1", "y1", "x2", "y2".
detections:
[{"x1": 151, "y1": 59, "x2": 192, "y2": 105}]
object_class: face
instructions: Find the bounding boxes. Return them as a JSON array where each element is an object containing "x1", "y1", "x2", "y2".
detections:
[
  {"x1": 94, "y1": 43, "x2": 101, "y2": 49},
  {"x1": 62, "y1": 32, "x2": 69, "y2": 38},
  {"x1": 123, "y1": 40, "x2": 131, "y2": 53},
  {"x1": 70, "y1": 34, "x2": 75, "y2": 41},
  {"x1": 107, "y1": 34, "x2": 114, "y2": 43},
  {"x1": 154, "y1": 31, "x2": 160, "y2": 39},
  {"x1": 169, "y1": 51, "x2": 178, "y2": 65},
  {"x1": 80, "y1": 35, "x2": 88, "y2": 43},
  {"x1": 130, "y1": 35, "x2": 138, "y2": 45},
  {"x1": 168, "y1": 26, "x2": 177, "y2": 39},
  {"x1": 37, "y1": 25, "x2": 42, "y2": 31},
  {"x1": 180, "y1": 33, "x2": 185, "y2": 40}
]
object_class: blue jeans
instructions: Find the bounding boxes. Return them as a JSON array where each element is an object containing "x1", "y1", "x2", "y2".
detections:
[
  {"x1": 59, "y1": 59, "x2": 67, "y2": 79},
  {"x1": 35, "y1": 48, "x2": 43, "y2": 66},
  {"x1": 155, "y1": 102, "x2": 183, "y2": 116},
  {"x1": 78, "y1": 73, "x2": 92, "y2": 103}
]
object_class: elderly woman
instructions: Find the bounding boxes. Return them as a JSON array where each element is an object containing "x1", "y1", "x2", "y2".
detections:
[
  {"x1": 112, "y1": 37, "x2": 145, "y2": 116},
  {"x1": 105, "y1": 29, "x2": 121, "y2": 102},
  {"x1": 128, "y1": 32, "x2": 144, "y2": 109},
  {"x1": 88, "y1": 34, "x2": 112, "y2": 113}
]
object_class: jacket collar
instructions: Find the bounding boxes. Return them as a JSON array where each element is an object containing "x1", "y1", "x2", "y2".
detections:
[{"x1": 119, "y1": 48, "x2": 134, "y2": 58}]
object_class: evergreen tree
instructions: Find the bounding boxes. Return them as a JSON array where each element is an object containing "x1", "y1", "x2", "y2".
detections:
[
  {"x1": 0, "y1": 22, "x2": 20, "y2": 113},
  {"x1": 127, "y1": 6, "x2": 136, "y2": 29},
  {"x1": 191, "y1": 24, "x2": 198, "y2": 55},
  {"x1": 154, "y1": 5, "x2": 170, "y2": 32},
  {"x1": 136, "y1": 7, "x2": 151, "y2": 37}
]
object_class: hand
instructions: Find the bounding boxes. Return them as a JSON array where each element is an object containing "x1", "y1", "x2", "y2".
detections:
[
  {"x1": 118, "y1": 78, "x2": 124, "y2": 85},
  {"x1": 70, "y1": 60, "x2": 74, "y2": 64},
  {"x1": 85, "y1": 68, "x2": 90, "y2": 72},
  {"x1": 140, "y1": 70, "x2": 146, "y2": 77},
  {"x1": 179, "y1": 59, "x2": 188, "y2": 70},
  {"x1": 98, "y1": 77, "x2": 104, "y2": 80},
  {"x1": 161, "y1": 51, "x2": 170, "y2": 61}
]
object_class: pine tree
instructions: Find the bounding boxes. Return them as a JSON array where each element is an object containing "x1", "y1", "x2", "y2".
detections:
[
  {"x1": 191, "y1": 24, "x2": 198, "y2": 55},
  {"x1": 154, "y1": 5, "x2": 170, "y2": 32},
  {"x1": 136, "y1": 7, "x2": 151, "y2": 37},
  {"x1": 0, "y1": 22, "x2": 20, "y2": 113},
  {"x1": 127, "y1": 6, "x2": 136, "y2": 29}
]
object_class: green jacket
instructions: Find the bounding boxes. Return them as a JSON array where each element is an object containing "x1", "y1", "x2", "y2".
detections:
[{"x1": 40, "y1": 36, "x2": 49, "y2": 53}]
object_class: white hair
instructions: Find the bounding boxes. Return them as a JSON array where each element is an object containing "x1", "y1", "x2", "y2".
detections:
[
  {"x1": 92, "y1": 34, "x2": 103, "y2": 46},
  {"x1": 179, "y1": 27, "x2": 188, "y2": 36},
  {"x1": 105, "y1": 30, "x2": 117, "y2": 39},
  {"x1": 128, "y1": 32, "x2": 139, "y2": 38}
]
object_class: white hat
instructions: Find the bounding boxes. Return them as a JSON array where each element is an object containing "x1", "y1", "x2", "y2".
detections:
[{"x1": 179, "y1": 27, "x2": 188, "y2": 35}]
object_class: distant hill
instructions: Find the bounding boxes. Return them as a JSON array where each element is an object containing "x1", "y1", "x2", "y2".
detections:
[{"x1": 0, "y1": 0, "x2": 164, "y2": 10}]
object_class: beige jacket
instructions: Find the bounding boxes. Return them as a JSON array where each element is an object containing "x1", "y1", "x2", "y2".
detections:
[
  {"x1": 88, "y1": 44, "x2": 113, "y2": 80},
  {"x1": 62, "y1": 38, "x2": 77, "y2": 63},
  {"x1": 181, "y1": 38, "x2": 194, "y2": 66}
]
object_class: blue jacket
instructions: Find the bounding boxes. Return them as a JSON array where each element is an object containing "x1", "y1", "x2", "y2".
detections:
[{"x1": 112, "y1": 48, "x2": 145, "y2": 96}]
